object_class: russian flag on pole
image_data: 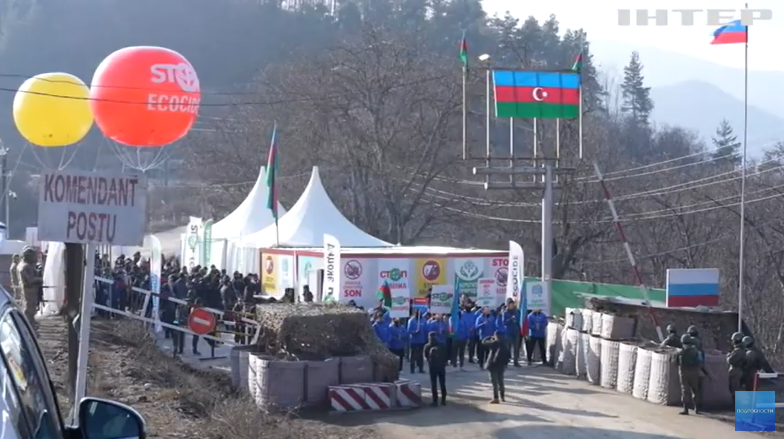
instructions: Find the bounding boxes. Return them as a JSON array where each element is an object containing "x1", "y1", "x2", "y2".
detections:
[{"x1": 666, "y1": 268, "x2": 720, "y2": 307}]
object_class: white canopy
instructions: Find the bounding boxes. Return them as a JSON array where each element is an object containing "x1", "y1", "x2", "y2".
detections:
[
  {"x1": 212, "y1": 166, "x2": 287, "y2": 239},
  {"x1": 240, "y1": 166, "x2": 391, "y2": 247}
]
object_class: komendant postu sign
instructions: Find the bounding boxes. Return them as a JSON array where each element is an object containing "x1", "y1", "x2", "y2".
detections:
[{"x1": 37, "y1": 171, "x2": 148, "y2": 246}]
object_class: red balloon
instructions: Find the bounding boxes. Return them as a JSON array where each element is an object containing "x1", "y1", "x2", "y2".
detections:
[{"x1": 90, "y1": 46, "x2": 200, "y2": 147}]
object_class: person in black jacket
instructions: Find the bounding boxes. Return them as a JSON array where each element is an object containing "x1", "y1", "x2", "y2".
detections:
[
  {"x1": 483, "y1": 330, "x2": 511, "y2": 403},
  {"x1": 424, "y1": 331, "x2": 448, "y2": 407}
]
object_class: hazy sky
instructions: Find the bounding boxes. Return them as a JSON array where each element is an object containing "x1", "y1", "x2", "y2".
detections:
[{"x1": 483, "y1": 0, "x2": 781, "y2": 71}]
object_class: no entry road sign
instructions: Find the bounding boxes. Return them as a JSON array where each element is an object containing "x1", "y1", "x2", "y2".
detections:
[{"x1": 188, "y1": 308, "x2": 217, "y2": 335}]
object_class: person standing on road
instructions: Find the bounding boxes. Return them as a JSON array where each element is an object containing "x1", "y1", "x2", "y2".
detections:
[
  {"x1": 676, "y1": 334, "x2": 702, "y2": 415},
  {"x1": 483, "y1": 330, "x2": 511, "y2": 403},
  {"x1": 742, "y1": 336, "x2": 763, "y2": 391},
  {"x1": 19, "y1": 247, "x2": 43, "y2": 330},
  {"x1": 407, "y1": 310, "x2": 426, "y2": 373},
  {"x1": 501, "y1": 300, "x2": 521, "y2": 366},
  {"x1": 727, "y1": 332, "x2": 745, "y2": 396},
  {"x1": 475, "y1": 308, "x2": 496, "y2": 369},
  {"x1": 451, "y1": 310, "x2": 471, "y2": 369},
  {"x1": 388, "y1": 318, "x2": 407, "y2": 372},
  {"x1": 424, "y1": 331, "x2": 448, "y2": 406},
  {"x1": 9, "y1": 254, "x2": 21, "y2": 301},
  {"x1": 525, "y1": 309, "x2": 548, "y2": 365}
]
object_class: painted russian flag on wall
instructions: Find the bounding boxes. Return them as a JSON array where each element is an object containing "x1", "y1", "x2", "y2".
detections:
[{"x1": 666, "y1": 268, "x2": 720, "y2": 307}]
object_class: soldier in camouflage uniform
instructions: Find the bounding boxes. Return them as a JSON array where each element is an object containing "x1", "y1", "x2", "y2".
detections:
[
  {"x1": 19, "y1": 247, "x2": 42, "y2": 329},
  {"x1": 9, "y1": 254, "x2": 21, "y2": 301},
  {"x1": 660, "y1": 324, "x2": 681, "y2": 348},
  {"x1": 742, "y1": 336, "x2": 763, "y2": 391},
  {"x1": 727, "y1": 332, "x2": 745, "y2": 397},
  {"x1": 686, "y1": 326, "x2": 703, "y2": 356},
  {"x1": 676, "y1": 334, "x2": 702, "y2": 415}
]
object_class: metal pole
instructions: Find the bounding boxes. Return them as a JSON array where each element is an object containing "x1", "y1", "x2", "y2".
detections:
[
  {"x1": 462, "y1": 65, "x2": 467, "y2": 160},
  {"x1": 578, "y1": 85, "x2": 584, "y2": 159},
  {"x1": 509, "y1": 118, "x2": 514, "y2": 183},
  {"x1": 485, "y1": 69, "x2": 491, "y2": 186},
  {"x1": 532, "y1": 119, "x2": 538, "y2": 183},
  {"x1": 737, "y1": 14, "x2": 749, "y2": 332},
  {"x1": 1, "y1": 150, "x2": 6, "y2": 235},
  {"x1": 541, "y1": 165, "x2": 553, "y2": 295},
  {"x1": 74, "y1": 243, "x2": 95, "y2": 413},
  {"x1": 555, "y1": 119, "x2": 561, "y2": 183}
]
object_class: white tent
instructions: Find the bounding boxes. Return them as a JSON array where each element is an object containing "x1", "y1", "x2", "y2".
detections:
[
  {"x1": 240, "y1": 166, "x2": 391, "y2": 248},
  {"x1": 212, "y1": 165, "x2": 287, "y2": 239}
]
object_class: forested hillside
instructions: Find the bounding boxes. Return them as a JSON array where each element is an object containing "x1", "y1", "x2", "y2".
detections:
[{"x1": 2, "y1": 0, "x2": 783, "y2": 365}]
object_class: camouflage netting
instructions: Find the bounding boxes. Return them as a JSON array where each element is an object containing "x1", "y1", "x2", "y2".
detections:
[{"x1": 254, "y1": 303, "x2": 398, "y2": 376}]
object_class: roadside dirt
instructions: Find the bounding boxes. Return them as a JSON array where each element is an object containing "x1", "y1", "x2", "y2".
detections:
[{"x1": 37, "y1": 316, "x2": 381, "y2": 439}]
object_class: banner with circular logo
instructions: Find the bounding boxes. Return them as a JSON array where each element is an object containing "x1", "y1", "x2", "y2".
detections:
[
  {"x1": 261, "y1": 253, "x2": 278, "y2": 295},
  {"x1": 341, "y1": 258, "x2": 377, "y2": 306},
  {"x1": 377, "y1": 258, "x2": 411, "y2": 295},
  {"x1": 414, "y1": 258, "x2": 445, "y2": 298},
  {"x1": 451, "y1": 258, "x2": 484, "y2": 297}
]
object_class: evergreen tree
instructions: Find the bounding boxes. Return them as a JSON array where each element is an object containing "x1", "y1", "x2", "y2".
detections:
[
  {"x1": 621, "y1": 51, "x2": 654, "y2": 125},
  {"x1": 711, "y1": 119, "x2": 741, "y2": 167}
]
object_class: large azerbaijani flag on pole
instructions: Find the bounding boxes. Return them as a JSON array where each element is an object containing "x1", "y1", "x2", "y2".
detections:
[{"x1": 492, "y1": 70, "x2": 580, "y2": 119}]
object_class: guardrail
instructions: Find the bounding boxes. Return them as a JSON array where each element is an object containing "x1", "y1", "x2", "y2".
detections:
[{"x1": 93, "y1": 276, "x2": 262, "y2": 347}]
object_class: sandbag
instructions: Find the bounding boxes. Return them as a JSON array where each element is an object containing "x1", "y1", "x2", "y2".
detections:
[
  {"x1": 576, "y1": 332, "x2": 589, "y2": 377},
  {"x1": 248, "y1": 352, "x2": 260, "y2": 398},
  {"x1": 581, "y1": 309, "x2": 593, "y2": 332},
  {"x1": 591, "y1": 312, "x2": 603, "y2": 336},
  {"x1": 701, "y1": 351, "x2": 733, "y2": 408},
  {"x1": 339, "y1": 355, "x2": 373, "y2": 384},
  {"x1": 254, "y1": 357, "x2": 306, "y2": 410},
  {"x1": 647, "y1": 350, "x2": 681, "y2": 406},
  {"x1": 230, "y1": 345, "x2": 257, "y2": 392},
  {"x1": 600, "y1": 339, "x2": 620, "y2": 389},
  {"x1": 304, "y1": 358, "x2": 340, "y2": 407},
  {"x1": 616, "y1": 342, "x2": 638, "y2": 394},
  {"x1": 632, "y1": 348, "x2": 652, "y2": 400},
  {"x1": 565, "y1": 308, "x2": 583, "y2": 329},
  {"x1": 546, "y1": 323, "x2": 563, "y2": 366},
  {"x1": 559, "y1": 328, "x2": 579, "y2": 375},
  {"x1": 586, "y1": 335, "x2": 602, "y2": 384},
  {"x1": 600, "y1": 314, "x2": 636, "y2": 340}
]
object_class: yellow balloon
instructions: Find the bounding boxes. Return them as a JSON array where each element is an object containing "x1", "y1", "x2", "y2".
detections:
[{"x1": 13, "y1": 72, "x2": 93, "y2": 147}]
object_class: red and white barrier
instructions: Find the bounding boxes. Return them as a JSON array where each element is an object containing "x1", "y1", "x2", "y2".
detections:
[
  {"x1": 395, "y1": 380, "x2": 422, "y2": 408},
  {"x1": 328, "y1": 383, "x2": 395, "y2": 412}
]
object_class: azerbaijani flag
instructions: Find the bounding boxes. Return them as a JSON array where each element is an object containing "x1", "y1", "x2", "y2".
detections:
[
  {"x1": 459, "y1": 30, "x2": 468, "y2": 67},
  {"x1": 265, "y1": 123, "x2": 279, "y2": 219},
  {"x1": 449, "y1": 276, "x2": 461, "y2": 336},
  {"x1": 571, "y1": 52, "x2": 583, "y2": 73},
  {"x1": 492, "y1": 71, "x2": 580, "y2": 119},
  {"x1": 711, "y1": 20, "x2": 747, "y2": 45},
  {"x1": 377, "y1": 280, "x2": 391, "y2": 307}
]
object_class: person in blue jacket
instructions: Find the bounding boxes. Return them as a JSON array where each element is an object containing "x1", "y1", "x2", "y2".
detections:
[
  {"x1": 451, "y1": 310, "x2": 472, "y2": 369},
  {"x1": 407, "y1": 310, "x2": 427, "y2": 373},
  {"x1": 526, "y1": 308, "x2": 549, "y2": 365},
  {"x1": 427, "y1": 314, "x2": 447, "y2": 345},
  {"x1": 467, "y1": 306, "x2": 481, "y2": 363},
  {"x1": 501, "y1": 300, "x2": 522, "y2": 367},
  {"x1": 388, "y1": 318, "x2": 407, "y2": 371},
  {"x1": 373, "y1": 313, "x2": 391, "y2": 346},
  {"x1": 475, "y1": 308, "x2": 496, "y2": 369}
]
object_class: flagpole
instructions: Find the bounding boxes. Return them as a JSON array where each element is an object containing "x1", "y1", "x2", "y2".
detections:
[
  {"x1": 509, "y1": 118, "x2": 514, "y2": 183},
  {"x1": 737, "y1": 11, "x2": 749, "y2": 332},
  {"x1": 578, "y1": 85, "x2": 584, "y2": 159},
  {"x1": 485, "y1": 68, "x2": 491, "y2": 187},
  {"x1": 462, "y1": 64, "x2": 467, "y2": 160}
]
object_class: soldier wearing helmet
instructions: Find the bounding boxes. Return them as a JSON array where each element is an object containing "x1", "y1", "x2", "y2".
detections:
[
  {"x1": 727, "y1": 332, "x2": 745, "y2": 397},
  {"x1": 676, "y1": 334, "x2": 702, "y2": 415},
  {"x1": 742, "y1": 336, "x2": 763, "y2": 391},
  {"x1": 660, "y1": 324, "x2": 681, "y2": 348},
  {"x1": 19, "y1": 246, "x2": 43, "y2": 330}
]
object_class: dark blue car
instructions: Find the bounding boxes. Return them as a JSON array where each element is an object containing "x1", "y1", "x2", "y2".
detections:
[{"x1": 0, "y1": 286, "x2": 148, "y2": 438}]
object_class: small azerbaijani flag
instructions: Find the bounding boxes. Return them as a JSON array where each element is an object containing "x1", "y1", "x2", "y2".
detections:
[
  {"x1": 265, "y1": 122, "x2": 279, "y2": 219},
  {"x1": 377, "y1": 280, "x2": 391, "y2": 308},
  {"x1": 711, "y1": 20, "x2": 748, "y2": 45},
  {"x1": 459, "y1": 30, "x2": 468, "y2": 67}
]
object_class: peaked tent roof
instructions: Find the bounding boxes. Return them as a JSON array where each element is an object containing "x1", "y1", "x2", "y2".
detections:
[
  {"x1": 212, "y1": 166, "x2": 287, "y2": 239},
  {"x1": 241, "y1": 166, "x2": 391, "y2": 247}
]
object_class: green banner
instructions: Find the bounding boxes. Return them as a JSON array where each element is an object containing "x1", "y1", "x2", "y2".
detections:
[
  {"x1": 201, "y1": 219, "x2": 213, "y2": 267},
  {"x1": 527, "y1": 277, "x2": 665, "y2": 318}
]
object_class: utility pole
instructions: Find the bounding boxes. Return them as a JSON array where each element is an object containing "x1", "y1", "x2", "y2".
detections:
[{"x1": 0, "y1": 143, "x2": 7, "y2": 236}]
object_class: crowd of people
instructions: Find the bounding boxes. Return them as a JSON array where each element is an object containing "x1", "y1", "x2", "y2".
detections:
[{"x1": 369, "y1": 294, "x2": 549, "y2": 406}]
